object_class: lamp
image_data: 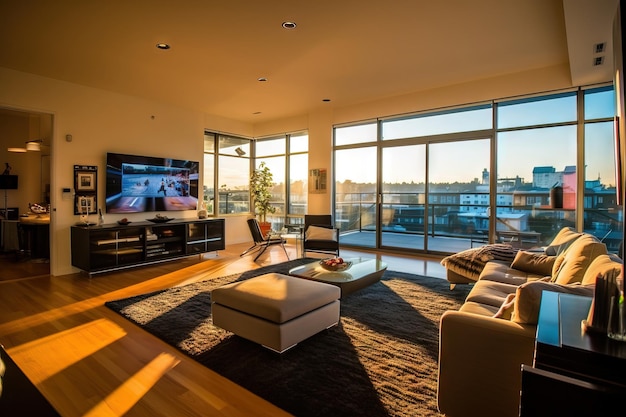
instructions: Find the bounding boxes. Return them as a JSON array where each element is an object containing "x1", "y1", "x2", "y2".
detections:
[
  {"x1": 26, "y1": 139, "x2": 42, "y2": 151},
  {"x1": 7, "y1": 147, "x2": 26, "y2": 153},
  {"x1": 7, "y1": 139, "x2": 42, "y2": 152}
]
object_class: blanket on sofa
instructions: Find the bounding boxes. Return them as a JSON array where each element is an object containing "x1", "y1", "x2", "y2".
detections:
[{"x1": 441, "y1": 243, "x2": 519, "y2": 281}]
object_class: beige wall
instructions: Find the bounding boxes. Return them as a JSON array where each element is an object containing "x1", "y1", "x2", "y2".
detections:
[{"x1": 0, "y1": 63, "x2": 577, "y2": 276}]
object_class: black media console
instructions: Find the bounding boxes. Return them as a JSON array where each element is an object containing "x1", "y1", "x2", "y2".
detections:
[{"x1": 71, "y1": 218, "x2": 225, "y2": 275}]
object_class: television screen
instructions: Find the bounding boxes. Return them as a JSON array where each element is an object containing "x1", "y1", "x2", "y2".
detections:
[
  {"x1": 105, "y1": 152, "x2": 199, "y2": 213},
  {"x1": 0, "y1": 175, "x2": 18, "y2": 190}
]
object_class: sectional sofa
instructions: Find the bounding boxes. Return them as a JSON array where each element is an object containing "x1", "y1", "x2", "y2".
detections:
[{"x1": 437, "y1": 227, "x2": 623, "y2": 417}]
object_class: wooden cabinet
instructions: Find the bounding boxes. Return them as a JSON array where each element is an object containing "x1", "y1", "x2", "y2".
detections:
[{"x1": 71, "y1": 218, "x2": 225, "y2": 275}]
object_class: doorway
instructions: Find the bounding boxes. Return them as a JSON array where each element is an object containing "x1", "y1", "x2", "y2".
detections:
[{"x1": 0, "y1": 108, "x2": 52, "y2": 280}]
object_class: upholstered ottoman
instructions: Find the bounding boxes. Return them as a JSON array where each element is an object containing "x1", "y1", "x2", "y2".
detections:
[{"x1": 211, "y1": 273, "x2": 341, "y2": 353}]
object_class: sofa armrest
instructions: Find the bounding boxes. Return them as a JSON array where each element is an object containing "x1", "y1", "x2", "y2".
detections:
[{"x1": 437, "y1": 311, "x2": 536, "y2": 417}]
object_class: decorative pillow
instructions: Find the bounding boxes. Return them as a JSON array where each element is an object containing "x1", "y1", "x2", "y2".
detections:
[
  {"x1": 512, "y1": 280, "x2": 595, "y2": 324},
  {"x1": 440, "y1": 243, "x2": 519, "y2": 281},
  {"x1": 305, "y1": 225, "x2": 337, "y2": 241},
  {"x1": 544, "y1": 227, "x2": 583, "y2": 256},
  {"x1": 551, "y1": 234, "x2": 608, "y2": 285},
  {"x1": 580, "y1": 253, "x2": 623, "y2": 286},
  {"x1": 510, "y1": 251, "x2": 556, "y2": 276}
]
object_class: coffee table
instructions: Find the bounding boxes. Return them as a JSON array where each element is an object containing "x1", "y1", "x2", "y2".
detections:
[{"x1": 288, "y1": 257, "x2": 388, "y2": 297}]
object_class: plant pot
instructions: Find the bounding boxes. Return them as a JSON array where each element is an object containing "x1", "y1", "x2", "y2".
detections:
[{"x1": 258, "y1": 221, "x2": 272, "y2": 237}]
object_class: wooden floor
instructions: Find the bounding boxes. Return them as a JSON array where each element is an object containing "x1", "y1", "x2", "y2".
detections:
[{"x1": 0, "y1": 241, "x2": 446, "y2": 417}]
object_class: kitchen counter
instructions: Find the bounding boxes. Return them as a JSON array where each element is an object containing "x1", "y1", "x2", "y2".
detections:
[{"x1": 19, "y1": 213, "x2": 50, "y2": 224}]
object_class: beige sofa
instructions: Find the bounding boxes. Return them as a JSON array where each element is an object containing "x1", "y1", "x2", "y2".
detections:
[{"x1": 437, "y1": 228, "x2": 622, "y2": 417}]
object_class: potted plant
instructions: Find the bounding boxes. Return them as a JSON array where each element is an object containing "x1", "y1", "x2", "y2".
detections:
[{"x1": 250, "y1": 161, "x2": 276, "y2": 236}]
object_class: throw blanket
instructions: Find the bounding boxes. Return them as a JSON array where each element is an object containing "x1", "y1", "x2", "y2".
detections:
[{"x1": 441, "y1": 243, "x2": 519, "y2": 281}]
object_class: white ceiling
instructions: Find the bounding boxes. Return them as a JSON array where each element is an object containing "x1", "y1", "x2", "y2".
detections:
[{"x1": 0, "y1": 0, "x2": 619, "y2": 124}]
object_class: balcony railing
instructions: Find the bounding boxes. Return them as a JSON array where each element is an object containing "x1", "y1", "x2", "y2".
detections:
[{"x1": 336, "y1": 192, "x2": 623, "y2": 254}]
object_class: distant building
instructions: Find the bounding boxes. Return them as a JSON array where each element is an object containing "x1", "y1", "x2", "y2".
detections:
[{"x1": 532, "y1": 166, "x2": 561, "y2": 188}]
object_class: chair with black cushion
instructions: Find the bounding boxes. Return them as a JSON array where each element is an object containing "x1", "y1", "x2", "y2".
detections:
[
  {"x1": 303, "y1": 214, "x2": 340, "y2": 257},
  {"x1": 241, "y1": 218, "x2": 289, "y2": 261}
]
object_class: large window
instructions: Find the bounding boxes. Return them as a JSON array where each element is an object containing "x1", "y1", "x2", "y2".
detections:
[
  {"x1": 382, "y1": 104, "x2": 492, "y2": 140},
  {"x1": 335, "y1": 145, "x2": 378, "y2": 247},
  {"x1": 289, "y1": 133, "x2": 309, "y2": 218},
  {"x1": 583, "y1": 86, "x2": 619, "y2": 251},
  {"x1": 204, "y1": 132, "x2": 251, "y2": 215},
  {"x1": 334, "y1": 84, "x2": 621, "y2": 254},
  {"x1": 204, "y1": 131, "x2": 308, "y2": 223},
  {"x1": 255, "y1": 132, "x2": 309, "y2": 229},
  {"x1": 496, "y1": 90, "x2": 579, "y2": 245}
]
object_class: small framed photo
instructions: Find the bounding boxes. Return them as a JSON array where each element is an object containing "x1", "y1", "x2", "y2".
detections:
[
  {"x1": 75, "y1": 194, "x2": 97, "y2": 215},
  {"x1": 76, "y1": 171, "x2": 96, "y2": 192}
]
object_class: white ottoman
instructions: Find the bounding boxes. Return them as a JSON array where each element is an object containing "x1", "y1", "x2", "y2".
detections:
[{"x1": 211, "y1": 273, "x2": 340, "y2": 353}]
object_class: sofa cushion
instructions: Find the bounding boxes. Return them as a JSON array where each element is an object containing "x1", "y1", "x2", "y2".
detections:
[
  {"x1": 544, "y1": 227, "x2": 583, "y2": 256},
  {"x1": 580, "y1": 253, "x2": 623, "y2": 286},
  {"x1": 465, "y1": 279, "x2": 518, "y2": 308},
  {"x1": 459, "y1": 301, "x2": 501, "y2": 316},
  {"x1": 479, "y1": 260, "x2": 545, "y2": 285},
  {"x1": 511, "y1": 280, "x2": 595, "y2": 324},
  {"x1": 510, "y1": 251, "x2": 556, "y2": 276},
  {"x1": 551, "y1": 234, "x2": 607, "y2": 285}
]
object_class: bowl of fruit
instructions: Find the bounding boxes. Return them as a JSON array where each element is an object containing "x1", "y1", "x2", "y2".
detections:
[{"x1": 319, "y1": 257, "x2": 352, "y2": 271}]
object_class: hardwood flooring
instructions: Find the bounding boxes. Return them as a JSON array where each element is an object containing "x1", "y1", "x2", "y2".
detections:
[
  {"x1": 0, "y1": 240, "x2": 446, "y2": 417},
  {"x1": 0, "y1": 252, "x2": 50, "y2": 282}
]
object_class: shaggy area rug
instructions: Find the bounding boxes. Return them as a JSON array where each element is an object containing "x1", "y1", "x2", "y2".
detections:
[{"x1": 105, "y1": 259, "x2": 470, "y2": 417}]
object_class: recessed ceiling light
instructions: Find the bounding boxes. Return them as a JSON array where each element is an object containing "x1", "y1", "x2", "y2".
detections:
[
  {"x1": 282, "y1": 21, "x2": 297, "y2": 29},
  {"x1": 156, "y1": 43, "x2": 171, "y2": 50},
  {"x1": 258, "y1": 77, "x2": 268, "y2": 82}
]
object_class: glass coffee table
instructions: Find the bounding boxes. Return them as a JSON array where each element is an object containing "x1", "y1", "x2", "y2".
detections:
[{"x1": 288, "y1": 257, "x2": 387, "y2": 297}]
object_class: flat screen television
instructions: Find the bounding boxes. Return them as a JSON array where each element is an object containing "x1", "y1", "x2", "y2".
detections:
[
  {"x1": 0, "y1": 175, "x2": 18, "y2": 190},
  {"x1": 105, "y1": 152, "x2": 199, "y2": 214}
]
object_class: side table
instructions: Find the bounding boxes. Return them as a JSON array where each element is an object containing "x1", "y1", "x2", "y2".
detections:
[{"x1": 519, "y1": 291, "x2": 626, "y2": 416}]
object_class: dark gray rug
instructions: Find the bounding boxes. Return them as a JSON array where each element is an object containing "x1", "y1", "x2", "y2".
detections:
[{"x1": 105, "y1": 259, "x2": 470, "y2": 417}]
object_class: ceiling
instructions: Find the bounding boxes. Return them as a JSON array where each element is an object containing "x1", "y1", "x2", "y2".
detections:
[{"x1": 0, "y1": 0, "x2": 619, "y2": 124}]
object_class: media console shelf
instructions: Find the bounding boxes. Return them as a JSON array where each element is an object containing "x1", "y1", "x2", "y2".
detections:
[{"x1": 71, "y1": 218, "x2": 225, "y2": 275}]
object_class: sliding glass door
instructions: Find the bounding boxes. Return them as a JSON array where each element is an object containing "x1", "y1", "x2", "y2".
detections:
[
  {"x1": 427, "y1": 139, "x2": 491, "y2": 252},
  {"x1": 335, "y1": 146, "x2": 378, "y2": 248},
  {"x1": 381, "y1": 144, "x2": 426, "y2": 250}
]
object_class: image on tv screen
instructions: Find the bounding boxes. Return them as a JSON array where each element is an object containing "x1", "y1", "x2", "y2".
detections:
[{"x1": 106, "y1": 152, "x2": 199, "y2": 213}]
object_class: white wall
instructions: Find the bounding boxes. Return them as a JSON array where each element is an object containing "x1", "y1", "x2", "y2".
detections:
[
  {"x1": 0, "y1": 67, "x2": 255, "y2": 276},
  {"x1": 0, "y1": 62, "x2": 576, "y2": 276}
]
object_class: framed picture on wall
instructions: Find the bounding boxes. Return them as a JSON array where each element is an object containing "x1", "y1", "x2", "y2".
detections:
[
  {"x1": 75, "y1": 194, "x2": 97, "y2": 215},
  {"x1": 74, "y1": 165, "x2": 98, "y2": 215},
  {"x1": 76, "y1": 171, "x2": 96, "y2": 192},
  {"x1": 309, "y1": 168, "x2": 327, "y2": 194}
]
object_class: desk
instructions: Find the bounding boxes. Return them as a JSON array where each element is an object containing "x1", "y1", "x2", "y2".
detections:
[{"x1": 520, "y1": 292, "x2": 626, "y2": 416}]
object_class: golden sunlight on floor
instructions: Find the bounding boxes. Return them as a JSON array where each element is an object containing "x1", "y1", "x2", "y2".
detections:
[{"x1": 0, "y1": 240, "x2": 447, "y2": 417}]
